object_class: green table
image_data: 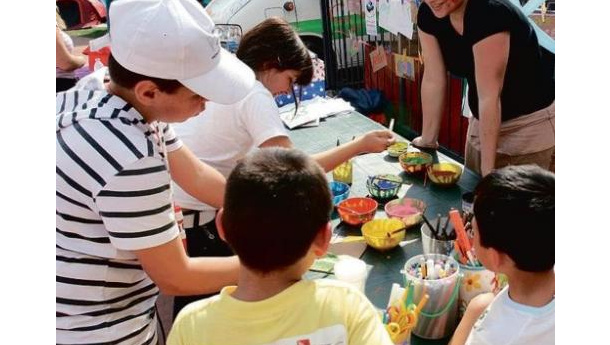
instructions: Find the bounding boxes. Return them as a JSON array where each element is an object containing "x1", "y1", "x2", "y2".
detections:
[{"x1": 289, "y1": 111, "x2": 481, "y2": 345}]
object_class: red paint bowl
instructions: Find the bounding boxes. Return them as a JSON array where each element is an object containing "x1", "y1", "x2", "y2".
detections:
[{"x1": 337, "y1": 197, "x2": 378, "y2": 226}]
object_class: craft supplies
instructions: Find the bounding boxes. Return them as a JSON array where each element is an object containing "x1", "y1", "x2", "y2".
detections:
[
  {"x1": 361, "y1": 218, "x2": 406, "y2": 251},
  {"x1": 403, "y1": 254, "x2": 461, "y2": 339},
  {"x1": 421, "y1": 217, "x2": 455, "y2": 256},
  {"x1": 384, "y1": 198, "x2": 427, "y2": 228},
  {"x1": 337, "y1": 197, "x2": 378, "y2": 225}
]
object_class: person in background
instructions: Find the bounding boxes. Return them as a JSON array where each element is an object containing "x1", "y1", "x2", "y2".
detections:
[
  {"x1": 412, "y1": 0, "x2": 554, "y2": 176},
  {"x1": 56, "y1": 0, "x2": 255, "y2": 343},
  {"x1": 56, "y1": 7, "x2": 87, "y2": 92},
  {"x1": 171, "y1": 16, "x2": 395, "y2": 316},
  {"x1": 168, "y1": 148, "x2": 394, "y2": 345},
  {"x1": 449, "y1": 164, "x2": 554, "y2": 345}
]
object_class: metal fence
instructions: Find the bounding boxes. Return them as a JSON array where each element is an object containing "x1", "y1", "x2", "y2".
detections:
[{"x1": 319, "y1": 0, "x2": 468, "y2": 160}]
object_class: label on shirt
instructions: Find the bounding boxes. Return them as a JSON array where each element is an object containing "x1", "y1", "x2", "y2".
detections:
[{"x1": 259, "y1": 324, "x2": 347, "y2": 345}]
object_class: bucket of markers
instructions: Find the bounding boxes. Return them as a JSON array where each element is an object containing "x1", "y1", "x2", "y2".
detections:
[
  {"x1": 453, "y1": 252, "x2": 508, "y2": 318},
  {"x1": 403, "y1": 254, "x2": 460, "y2": 339}
]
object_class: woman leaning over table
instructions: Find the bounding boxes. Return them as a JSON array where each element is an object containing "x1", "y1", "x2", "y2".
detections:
[
  {"x1": 411, "y1": 0, "x2": 555, "y2": 176},
  {"x1": 171, "y1": 16, "x2": 394, "y2": 316}
]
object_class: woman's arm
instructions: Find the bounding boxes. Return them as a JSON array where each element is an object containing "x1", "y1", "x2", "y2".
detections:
[
  {"x1": 259, "y1": 130, "x2": 395, "y2": 172},
  {"x1": 412, "y1": 29, "x2": 447, "y2": 149},
  {"x1": 56, "y1": 27, "x2": 86, "y2": 71},
  {"x1": 473, "y1": 32, "x2": 510, "y2": 176}
]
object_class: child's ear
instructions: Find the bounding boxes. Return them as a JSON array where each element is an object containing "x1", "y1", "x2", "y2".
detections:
[
  {"x1": 133, "y1": 80, "x2": 159, "y2": 106},
  {"x1": 215, "y1": 208, "x2": 226, "y2": 241},
  {"x1": 312, "y1": 222, "x2": 332, "y2": 257}
]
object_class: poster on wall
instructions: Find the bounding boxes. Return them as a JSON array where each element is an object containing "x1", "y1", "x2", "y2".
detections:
[{"x1": 363, "y1": 0, "x2": 378, "y2": 36}]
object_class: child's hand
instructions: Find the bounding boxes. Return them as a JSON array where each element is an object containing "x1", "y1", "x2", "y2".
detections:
[{"x1": 358, "y1": 130, "x2": 396, "y2": 153}]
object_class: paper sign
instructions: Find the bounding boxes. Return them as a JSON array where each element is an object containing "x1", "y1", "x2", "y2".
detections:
[
  {"x1": 392, "y1": 0, "x2": 414, "y2": 39},
  {"x1": 363, "y1": 0, "x2": 378, "y2": 36},
  {"x1": 370, "y1": 45, "x2": 388, "y2": 73},
  {"x1": 394, "y1": 54, "x2": 416, "y2": 80},
  {"x1": 378, "y1": 0, "x2": 397, "y2": 34}
]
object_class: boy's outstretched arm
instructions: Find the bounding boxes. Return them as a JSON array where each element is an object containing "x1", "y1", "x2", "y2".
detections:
[{"x1": 449, "y1": 293, "x2": 495, "y2": 345}]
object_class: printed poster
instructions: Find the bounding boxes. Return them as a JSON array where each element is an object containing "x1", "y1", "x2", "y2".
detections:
[
  {"x1": 370, "y1": 45, "x2": 388, "y2": 73},
  {"x1": 363, "y1": 0, "x2": 378, "y2": 36}
]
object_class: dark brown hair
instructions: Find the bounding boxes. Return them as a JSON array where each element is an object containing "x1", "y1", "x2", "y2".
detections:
[
  {"x1": 236, "y1": 17, "x2": 313, "y2": 86},
  {"x1": 222, "y1": 148, "x2": 332, "y2": 273},
  {"x1": 474, "y1": 165, "x2": 555, "y2": 272},
  {"x1": 107, "y1": 54, "x2": 183, "y2": 93}
]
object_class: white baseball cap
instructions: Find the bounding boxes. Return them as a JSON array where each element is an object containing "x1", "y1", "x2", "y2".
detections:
[{"x1": 106, "y1": 0, "x2": 254, "y2": 104}]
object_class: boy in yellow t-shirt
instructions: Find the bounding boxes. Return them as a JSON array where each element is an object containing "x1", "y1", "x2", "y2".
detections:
[{"x1": 168, "y1": 148, "x2": 392, "y2": 345}]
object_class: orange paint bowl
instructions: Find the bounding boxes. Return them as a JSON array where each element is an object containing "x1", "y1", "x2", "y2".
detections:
[
  {"x1": 426, "y1": 162, "x2": 463, "y2": 187},
  {"x1": 337, "y1": 197, "x2": 378, "y2": 226},
  {"x1": 399, "y1": 151, "x2": 433, "y2": 174},
  {"x1": 384, "y1": 198, "x2": 427, "y2": 228}
]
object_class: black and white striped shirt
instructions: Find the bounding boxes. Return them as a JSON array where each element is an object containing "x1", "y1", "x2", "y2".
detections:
[{"x1": 56, "y1": 90, "x2": 182, "y2": 344}]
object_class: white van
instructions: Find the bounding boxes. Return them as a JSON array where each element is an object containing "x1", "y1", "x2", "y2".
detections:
[{"x1": 206, "y1": 0, "x2": 326, "y2": 59}]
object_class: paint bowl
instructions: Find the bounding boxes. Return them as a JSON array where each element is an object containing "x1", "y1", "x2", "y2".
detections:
[
  {"x1": 361, "y1": 218, "x2": 406, "y2": 251},
  {"x1": 387, "y1": 141, "x2": 409, "y2": 158},
  {"x1": 426, "y1": 163, "x2": 463, "y2": 187},
  {"x1": 329, "y1": 181, "x2": 350, "y2": 206},
  {"x1": 366, "y1": 174, "x2": 402, "y2": 200},
  {"x1": 399, "y1": 152, "x2": 433, "y2": 174},
  {"x1": 384, "y1": 198, "x2": 427, "y2": 228},
  {"x1": 337, "y1": 197, "x2": 378, "y2": 226}
]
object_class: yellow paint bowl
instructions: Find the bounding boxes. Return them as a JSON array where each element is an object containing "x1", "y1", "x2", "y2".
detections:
[
  {"x1": 387, "y1": 142, "x2": 409, "y2": 158},
  {"x1": 362, "y1": 218, "x2": 406, "y2": 251},
  {"x1": 426, "y1": 162, "x2": 462, "y2": 186}
]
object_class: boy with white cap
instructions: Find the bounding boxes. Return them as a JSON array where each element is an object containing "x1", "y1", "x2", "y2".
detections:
[{"x1": 56, "y1": 0, "x2": 254, "y2": 343}]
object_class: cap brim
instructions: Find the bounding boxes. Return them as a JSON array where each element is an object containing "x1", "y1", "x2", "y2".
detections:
[{"x1": 180, "y1": 49, "x2": 255, "y2": 105}]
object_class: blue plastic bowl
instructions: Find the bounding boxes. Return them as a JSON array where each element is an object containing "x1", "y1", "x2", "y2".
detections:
[{"x1": 329, "y1": 181, "x2": 350, "y2": 205}]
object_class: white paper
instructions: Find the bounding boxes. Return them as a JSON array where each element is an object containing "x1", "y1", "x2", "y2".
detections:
[
  {"x1": 391, "y1": 0, "x2": 414, "y2": 39},
  {"x1": 279, "y1": 97, "x2": 355, "y2": 129},
  {"x1": 378, "y1": 0, "x2": 397, "y2": 34},
  {"x1": 363, "y1": 0, "x2": 378, "y2": 36}
]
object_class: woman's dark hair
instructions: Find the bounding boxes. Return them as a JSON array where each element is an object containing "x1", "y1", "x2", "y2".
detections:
[
  {"x1": 107, "y1": 54, "x2": 183, "y2": 93},
  {"x1": 222, "y1": 148, "x2": 332, "y2": 274},
  {"x1": 236, "y1": 17, "x2": 313, "y2": 86},
  {"x1": 474, "y1": 165, "x2": 555, "y2": 272}
]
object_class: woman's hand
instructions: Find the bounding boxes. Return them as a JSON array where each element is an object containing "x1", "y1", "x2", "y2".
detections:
[{"x1": 357, "y1": 130, "x2": 396, "y2": 153}]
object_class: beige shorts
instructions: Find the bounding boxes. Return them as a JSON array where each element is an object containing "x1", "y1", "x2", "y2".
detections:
[{"x1": 465, "y1": 102, "x2": 555, "y2": 175}]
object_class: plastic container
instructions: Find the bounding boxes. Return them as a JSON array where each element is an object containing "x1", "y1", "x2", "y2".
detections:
[
  {"x1": 403, "y1": 254, "x2": 460, "y2": 339},
  {"x1": 333, "y1": 160, "x2": 353, "y2": 185},
  {"x1": 333, "y1": 256, "x2": 367, "y2": 293},
  {"x1": 329, "y1": 181, "x2": 350, "y2": 206},
  {"x1": 421, "y1": 217, "x2": 455, "y2": 257},
  {"x1": 453, "y1": 253, "x2": 508, "y2": 318}
]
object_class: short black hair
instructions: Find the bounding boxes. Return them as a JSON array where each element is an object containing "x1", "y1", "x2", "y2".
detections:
[
  {"x1": 107, "y1": 53, "x2": 183, "y2": 93},
  {"x1": 222, "y1": 148, "x2": 332, "y2": 273},
  {"x1": 474, "y1": 165, "x2": 554, "y2": 272},
  {"x1": 236, "y1": 17, "x2": 313, "y2": 86}
]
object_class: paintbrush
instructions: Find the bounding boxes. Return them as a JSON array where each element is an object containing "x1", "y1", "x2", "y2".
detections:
[
  {"x1": 421, "y1": 213, "x2": 438, "y2": 239},
  {"x1": 386, "y1": 226, "x2": 408, "y2": 238},
  {"x1": 435, "y1": 214, "x2": 441, "y2": 237},
  {"x1": 441, "y1": 216, "x2": 451, "y2": 238},
  {"x1": 337, "y1": 205, "x2": 360, "y2": 215},
  {"x1": 388, "y1": 118, "x2": 395, "y2": 132}
]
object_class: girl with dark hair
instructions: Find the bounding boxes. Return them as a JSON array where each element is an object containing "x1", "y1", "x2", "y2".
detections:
[{"x1": 171, "y1": 17, "x2": 395, "y2": 316}]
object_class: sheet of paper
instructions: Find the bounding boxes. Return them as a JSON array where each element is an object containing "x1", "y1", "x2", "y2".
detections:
[
  {"x1": 391, "y1": 0, "x2": 414, "y2": 39},
  {"x1": 363, "y1": 0, "x2": 378, "y2": 36},
  {"x1": 370, "y1": 45, "x2": 388, "y2": 73},
  {"x1": 378, "y1": 0, "x2": 397, "y2": 34},
  {"x1": 394, "y1": 54, "x2": 416, "y2": 80}
]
